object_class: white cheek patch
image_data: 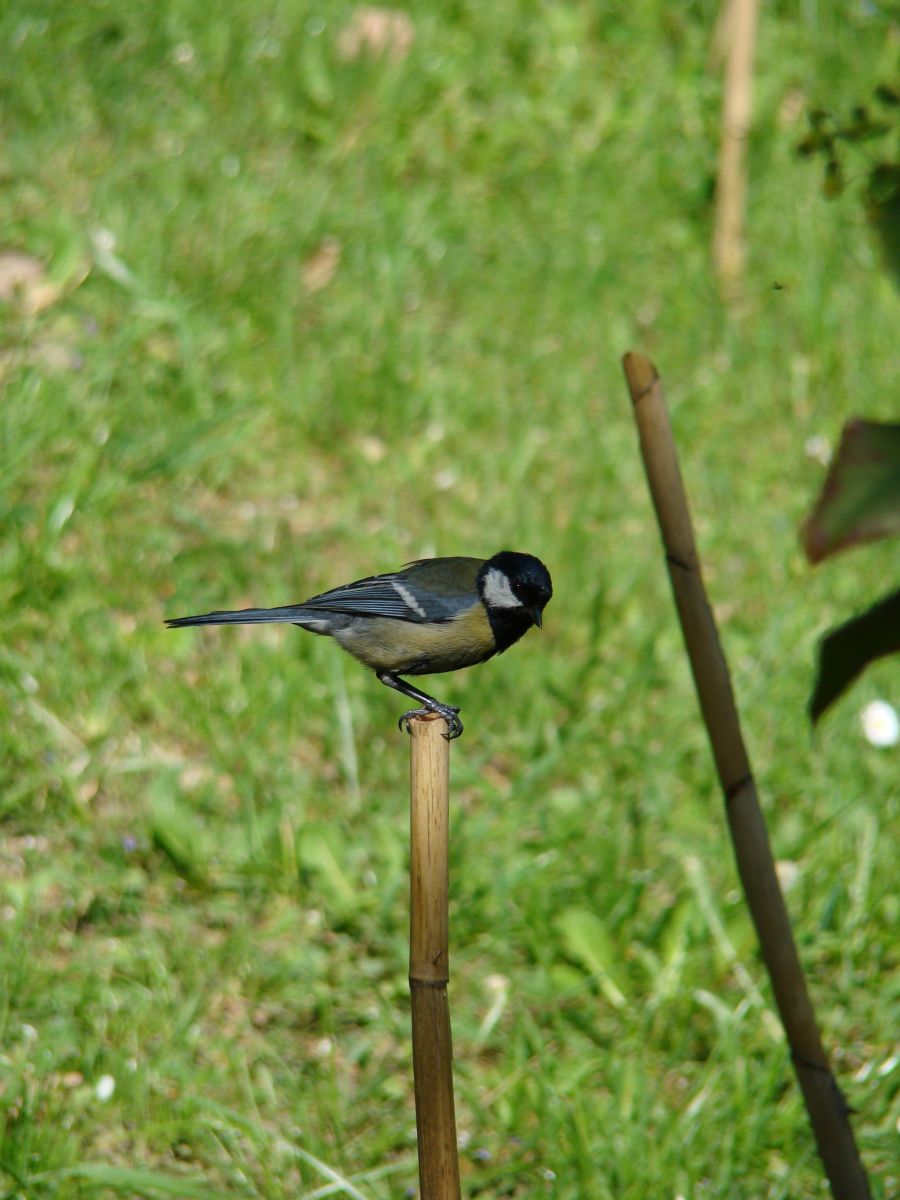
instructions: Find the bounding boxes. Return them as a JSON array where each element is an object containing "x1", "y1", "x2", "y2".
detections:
[
  {"x1": 482, "y1": 567, "x2": 523, "y2": 609},
  {"x1": 392, "y1": 580, "x2": 428, "y2": 618}
]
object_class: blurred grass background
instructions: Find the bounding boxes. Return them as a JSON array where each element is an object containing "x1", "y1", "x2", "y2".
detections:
[{"x1": 1, "y1": 1, "x2": 898, "y2": 1197}]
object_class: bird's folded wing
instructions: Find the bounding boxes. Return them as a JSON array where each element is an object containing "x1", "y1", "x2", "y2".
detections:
[
  {"x1": 303, "y1": 560, "x2": 482, "y2": 622},
  {"x1": 302, "y1": 573, "x2": 431, "y2": 620}
]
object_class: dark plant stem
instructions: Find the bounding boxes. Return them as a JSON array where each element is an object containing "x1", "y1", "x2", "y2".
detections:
[{"x1": 623, "y1": 351, "x2": 871, "y2": 1200}]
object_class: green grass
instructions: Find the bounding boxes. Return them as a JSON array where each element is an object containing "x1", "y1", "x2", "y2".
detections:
[{"x1": 2, "y1": 1, "x2": 898, "y2": 1197}]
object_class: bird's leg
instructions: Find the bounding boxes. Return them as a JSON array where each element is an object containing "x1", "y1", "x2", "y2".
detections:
[{"x1": 376, "y1": 671, "x2": 463, "y2": 740}]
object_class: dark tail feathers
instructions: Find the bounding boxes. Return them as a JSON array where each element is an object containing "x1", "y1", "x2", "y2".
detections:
[{"x1": 166, "y1": 604, "x2": 312, "y2": 629}]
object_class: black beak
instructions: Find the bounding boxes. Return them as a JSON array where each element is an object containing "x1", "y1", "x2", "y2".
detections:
[{"x1": 530, "y1": 607, "x2": 543, "y2": 629}]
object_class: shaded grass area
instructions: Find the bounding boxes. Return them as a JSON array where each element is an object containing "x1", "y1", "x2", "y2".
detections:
[{"x1": 2, "y1": 1, "x2": 898, "y2": 1197}]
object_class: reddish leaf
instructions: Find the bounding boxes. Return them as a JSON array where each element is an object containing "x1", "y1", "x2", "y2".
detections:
[{"x1": 803, "y1": 419, "x2": 900, "y2": 563}]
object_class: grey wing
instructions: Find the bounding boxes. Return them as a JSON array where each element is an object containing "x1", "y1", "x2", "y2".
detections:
[
  {"x1": 302, "y1": 572, "x2": 430, "y2": 622},
  {"x1": 302, "y1": 558, "x2": 484, "y2": 624}
]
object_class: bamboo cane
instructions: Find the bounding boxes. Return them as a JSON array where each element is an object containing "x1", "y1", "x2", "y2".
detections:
[
  {"x1": 622, "y1": 352, "x2": 870, "y2": 1200},
  {"x1": 712, "y1": 0, "x2": 760, "y2": 289},
  {"x1": 408, "y1": 712, "x2": 461, "y2": 1200}
]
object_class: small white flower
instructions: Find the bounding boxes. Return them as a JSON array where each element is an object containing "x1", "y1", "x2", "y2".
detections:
[
  {"x1": 860, "y1": 700, "x2": 899, "y2": 747},
  {"x1": 804, "y1": 434, "x2": 831, "y2": 466},
  {"x1": 92, "y1": 228, "x2": 116, "y2": 254},
  {"x1": 775, "y1": 860, "x2": 801, "y2": 892},
  {"x1": 95, "y1": 1074, "x2": 116, "y2": 1102},
  {"x1": 173, "y1": 42, "x2": 195, "y2": 66}
]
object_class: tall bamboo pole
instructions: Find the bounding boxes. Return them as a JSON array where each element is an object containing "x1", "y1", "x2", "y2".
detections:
[
  {"x1": 712, "y1": 0, "x2": 760, "y2": 289},
  {"x1": 622, "y1": 353, "x2": 870, "y2": 1200},
  {"x1": 408, "y1": 712, "x2": 461, "y2": 1200}
]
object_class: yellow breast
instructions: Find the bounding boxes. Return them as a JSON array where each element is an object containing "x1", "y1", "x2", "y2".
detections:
[{"x1": 334, "y1": 605, "x2": 495, "y2": 675}]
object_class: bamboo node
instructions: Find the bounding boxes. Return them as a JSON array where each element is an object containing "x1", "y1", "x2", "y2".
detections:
[
  {"x1": 666, "y1": 552, "x2": 695, "y2": 573},
  {"x1": 790, "y1": 1050, "x2": 835, "y2": 1076},
  {"x1": 725, "y1": 771, "x2": 754, "y2": 803},
  {"x1": 622, "y1": 355, "x2": 659, "y2": 402}
]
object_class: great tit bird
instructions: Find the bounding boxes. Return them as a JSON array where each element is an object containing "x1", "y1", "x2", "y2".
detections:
[{"x1": 166, "y1": 550, "x2": 552, "y2": 739}]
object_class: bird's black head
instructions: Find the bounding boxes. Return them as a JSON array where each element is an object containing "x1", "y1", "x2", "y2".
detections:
[{"x1": 477, "y1": 551, "x2": 553, "y2": 651}]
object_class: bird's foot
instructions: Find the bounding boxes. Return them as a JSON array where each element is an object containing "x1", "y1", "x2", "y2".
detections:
[{"x1": 399, "y1": 702, "x2": 463, "y2": 741}]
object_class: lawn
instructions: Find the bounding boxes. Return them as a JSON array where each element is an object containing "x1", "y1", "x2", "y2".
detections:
[{"x1": 1, "y1": 2, "x2": 898, "y2": 1197}]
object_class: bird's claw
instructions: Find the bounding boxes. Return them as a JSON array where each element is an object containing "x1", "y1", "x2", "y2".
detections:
[{"x1": 399, "y1": 704, "x2": 463, "y2": 741}]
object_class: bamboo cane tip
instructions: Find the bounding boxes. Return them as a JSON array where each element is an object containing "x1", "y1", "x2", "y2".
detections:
[
  {"x1": 407, "y1": 711, "x2": 446, "y2": 735},
  {"x1": 621, "y1": 352, "x2": 659, "y2": 401}
]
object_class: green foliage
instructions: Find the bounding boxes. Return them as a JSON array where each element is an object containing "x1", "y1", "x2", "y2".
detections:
[
  {"x1": 1, "y1": 2, "x2": 898, "y2": 1198},
  {"x1": 797, "y1": 78, "x2": 900, "y2": 283}
]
